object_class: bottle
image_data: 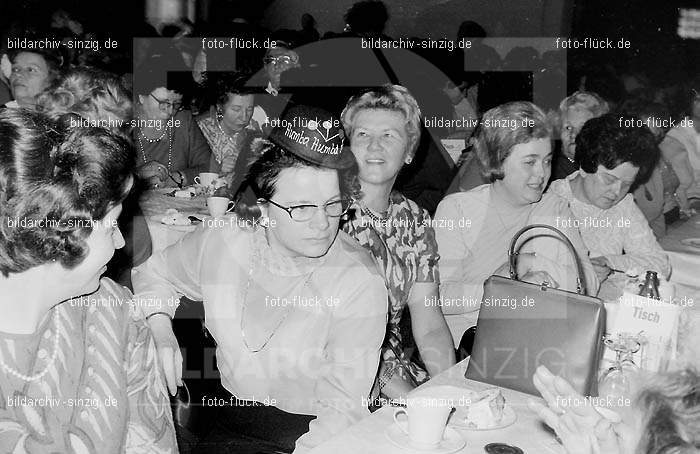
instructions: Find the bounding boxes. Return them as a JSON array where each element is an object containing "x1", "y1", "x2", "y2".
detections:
[{"x1": 638, "y1": 271, "x2": 661, "y2": 300}]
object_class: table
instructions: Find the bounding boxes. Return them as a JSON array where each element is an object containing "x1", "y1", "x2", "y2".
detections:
[
  {"x1": 659, "y1": 213, "x2": 700, "y2": 287},
  {"x1": 308, "y1": 360, "x2": 564, "y2": 454},
  {"x1": 139, "y1": 188, "x2": 209, "y2": 251}
]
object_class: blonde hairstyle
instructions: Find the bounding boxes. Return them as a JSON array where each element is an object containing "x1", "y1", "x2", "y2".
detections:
[
  {"x1": 473, "y1": 101, "x2": 552, "y2": 182},
  {"x1": 547, "y1": 91, "x2": 609, "y2": 137},
  {"x1": 341, "y1": 84, "x2": 422, "y2": 156},
  {"x1": 37, "y1": 67, "x2": 132, "y2": 129},
  {"x1": 635, "y1": 368, "x2": 700, "y2": 453}
]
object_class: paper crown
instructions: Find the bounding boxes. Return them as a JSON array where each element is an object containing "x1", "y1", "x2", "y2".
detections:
[{"x1": 269, "y1": 105, "x2": 355, "y2": 169}]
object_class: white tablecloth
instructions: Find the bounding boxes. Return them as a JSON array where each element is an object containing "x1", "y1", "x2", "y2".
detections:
[
  {"x1": 139, "y1": 189, "x2": 208, "y2": 251},
  {"x1": 308, "y1": 360, "x2": 564, "y2": 454}
]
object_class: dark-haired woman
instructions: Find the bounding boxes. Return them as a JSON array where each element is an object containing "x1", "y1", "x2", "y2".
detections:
[
  {"x1": 547, "y1": 113, "x2": 670, "y2": 281},
  {"x1": 133, "y1": 106, "x2": 387, "y2": 453},
  {"x1": 197, "y1": 73, "x2": 262, "y2": 193},
  {"x1": 0, "y1": 110, "x2": 176, "y2": 452},
  {"x1": 435, "y1": 102, "x2": 598, "y2": 344},
  {"x1": 132, "y1": 57, "x2": 212, "y2": 188}
]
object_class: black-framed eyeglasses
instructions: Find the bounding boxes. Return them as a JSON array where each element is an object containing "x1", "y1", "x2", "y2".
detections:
[
  {"x1": 263, "y1": 198, "x2": 352, "y2": 222},
  {"x1": 150, "y1": 94, "x2": 183, "y2": 112},
  {"x1": 263, "y1": 55, "x2": 299, "y2": 66}
]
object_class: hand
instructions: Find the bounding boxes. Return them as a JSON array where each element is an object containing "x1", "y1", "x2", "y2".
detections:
[
  {"x1": 528, "y1": 366, "x2": 623, "y2": 454},
  {"x1": 137, "y1": 161, "x2": 168, "y2": 181},
  {"x1": 220, "y1": 154, "x2": 237, "y2": 174},
  {"x1": 494, "y1": 252, "x2": 538, "y2": 278},
  {"x1": 590, "y1": 256, "x2": 612, "y2": 281},
  {"x1": 680, "y1": 207, "x2": 697, "y2": 218},
  {"x1": 521, "y1": 270, "x2": 559, "y2": 288},
  {"x1": 147, "y1": 314, "x2": 183, "y2": 396}
]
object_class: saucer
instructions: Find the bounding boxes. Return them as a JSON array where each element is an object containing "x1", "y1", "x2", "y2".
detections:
[
  {"x1": 449, "y1": 405, "x2": 516, "y2": 431},
  {"x1": 385, "y1": 424, "x2": 465, "y2": 453},
  {"x1": 680, "y1": 238, "x2": 700, "y2": 249}
]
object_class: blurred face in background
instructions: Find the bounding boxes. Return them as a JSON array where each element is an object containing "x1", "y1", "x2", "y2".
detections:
[
  {"x1": 561, "y1": 107, "x2": 594, "y2": 160},
  {"x1": 139, "y1": 87, "x2": 182, "y2": 121},
  {"x1": 10, "y1": 52, "x2": 51, "y2": 106},
  {"x1": 264, "y1": 47, "x2": 300, "y2": 88},
  {"x1": 219, "y1": 93, "x2": 254, "y2": 133}
]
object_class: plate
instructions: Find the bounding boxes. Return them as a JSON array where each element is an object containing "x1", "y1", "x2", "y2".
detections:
[
  {"x1": 414, "y1": 385, "x2": 516, "y2": 431},
  {"x1": 148, "y1": 215, "x2": 197, "y2": 232},
  {"x1": 385, "y1": 424, "x2": 465, "y2": 453},
  {"x1": 680, "y1": 238, "x2": 700, "y2": 249},
  {"x1": 449, "y1": 405, "x2": 516, "y2": 431}
]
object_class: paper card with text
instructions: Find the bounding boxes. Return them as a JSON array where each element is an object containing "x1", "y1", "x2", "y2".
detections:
[
  {"x1": 440, "y1": 139, "x2": 466, "y2": 164},
  {"x1": 604, "y1": 292, "x2": 680, "y2": 372}
]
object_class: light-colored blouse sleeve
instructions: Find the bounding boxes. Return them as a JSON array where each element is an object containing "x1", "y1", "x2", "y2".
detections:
[
  {"x1": 434, "y1": 194, "x2": 485, "y2": 314},
  {"x1": 132, "y1": 225, "x2": 211, "y2": 318},
  {"x1": 603, "y1": 198, "x2": 671, "y2": 279},
  {"x1": 526, "y1": 195, "x2": 600, "y2": 296},
  {"x1": 294, "y1": 270, "x2": 387, "y2": 452}
]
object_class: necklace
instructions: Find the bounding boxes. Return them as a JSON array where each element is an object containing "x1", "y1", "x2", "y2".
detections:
[
  {"x1": 139, "y1": 125, "x2": 167, "y2": 143},
  {"x1": 359, "y1": 198, "x2": 393, "y2": 226},
  {"x1": 0, "y1": 308, "x2": 61, "y2": 382},
  {"x1": 215, "y1": 114, "x2": 240, "y2": 143},
  {"x1": 137, "y1": 125, "x2": 173, "y2": 170},
  {"x1": 239, "y1": 240, "x2": 315, "y2": 353}
]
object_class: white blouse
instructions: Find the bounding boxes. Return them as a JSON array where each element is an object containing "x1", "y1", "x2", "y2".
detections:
[
  {"x1": 133, "y1": 221, "x2": 388, "y2": 452},
  {"x1": 548, "y1": 172, "x2": 670, "y2": 278}
]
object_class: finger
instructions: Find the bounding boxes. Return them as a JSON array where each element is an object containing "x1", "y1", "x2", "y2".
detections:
[
  {"x1": 543, "y1": 272, "x2": 559, "y2": 288},
  {"x1": 175, "y1": 347, "x2": 183, "y2": 387},
  {"x1": 533, "y1": 374, "x2": 562, "y2": 412},
  {"x1": 528, "y1": 399, "x2": 561, "y2": 430},
  {"x1": 160, "y1": 348, "x2": 177, "y2": 396}
]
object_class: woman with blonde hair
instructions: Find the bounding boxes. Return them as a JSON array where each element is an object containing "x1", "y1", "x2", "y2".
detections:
[
  {"x1": 435, "y1": 101, "x2": 598, "y2": 346},
  {"x1": 341, "y1": 84, "x2": 455, "y2": 401},
  {"x1": 552, "y1": 90, "x2": 610, "y2": 180}
]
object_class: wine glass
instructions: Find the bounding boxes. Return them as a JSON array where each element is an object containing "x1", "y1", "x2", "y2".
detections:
[{"x1": 598, "y1": 333, "x2": 641, "y2": 408}]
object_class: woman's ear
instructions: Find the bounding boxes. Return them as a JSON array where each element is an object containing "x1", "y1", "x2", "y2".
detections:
[
  {"x1": 137, "y1": 94, "x2": 145, "y2": 105},
  {"x1": 256, "y1": 198, "x2": 269, "y2": 219}
]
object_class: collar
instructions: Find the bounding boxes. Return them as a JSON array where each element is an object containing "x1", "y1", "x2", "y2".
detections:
[
  {"x1": 253, "y1": 227, "x2": 329, "y2": 276},
  {"x1": 265, "y1": 82, "x2": 279, "y2": 97}
]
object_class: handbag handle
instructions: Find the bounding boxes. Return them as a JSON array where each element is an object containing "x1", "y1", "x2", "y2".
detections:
[{"x1": 508, "y1": 223, "x2": 587, "y2": 295}]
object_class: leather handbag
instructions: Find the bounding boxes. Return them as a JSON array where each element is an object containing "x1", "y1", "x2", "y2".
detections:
[{"x1": 465, "y1": 224, "x2": 606, "y2": 396}]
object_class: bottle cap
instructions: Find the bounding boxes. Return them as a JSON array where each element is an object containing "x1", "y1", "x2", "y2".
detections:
[{"x1": 484, "y1": 443, "x2": 524, "y2": 454}]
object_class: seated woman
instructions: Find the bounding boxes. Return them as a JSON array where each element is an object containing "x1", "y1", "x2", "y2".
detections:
[
  {"x1": 37, "y1": 67, "x2": 152, "y2": 289},
  {"x1": 434, "y1": 101, "x2": 599, "y2": 346},
  {"x1": 0, "y1": 109, "x2": 176, "y2": 452},
  {"x1": 621, "y1": 99, "x2": 679, "y2": 238},
  {"x1": 6, "y1": 48, "x2": 64, "y2": 109},
  {"x1": 547, "y1": 113, "x2": 670, "y2": 281},
  {"x1": 132, "y1": 56, "x2": 213, "y2": 188},
  {"x1": 340, "y1": 85, "x2": 455, "y2": 400},
  {"x1": 551, "y1": 91, "x2": 610, "y2": 181},
  {"x1": 529, "y1": 365, "x2": 699, "y2": 454},
  {"x1": 197, "y1": 72, "x2": 262, "y2": 193},
  {"x1": 660, "y1": 84, "x2": 700, "y2": 217},
  {"x1": 133, "y1": 105, "x2": 387, "y2": 453}
]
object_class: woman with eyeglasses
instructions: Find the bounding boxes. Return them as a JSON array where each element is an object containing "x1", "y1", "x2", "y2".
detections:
[
  {"x1": 133, "y1": 105, "x2": 388, "y2": 453},
  {"x1": 132, "y1": 56, "x2": 213, "y2": 189}
]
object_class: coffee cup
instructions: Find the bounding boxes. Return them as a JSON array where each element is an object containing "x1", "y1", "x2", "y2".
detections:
[
  {"x1": 194, "y1": 172, "x2": 219, "y2": 187},
  {"x1": 207, "y1": 196, "x2": 235, "y2": 217},
  {"x1": 393, "y1": 395, "x2": 454, "y2": 447}
]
